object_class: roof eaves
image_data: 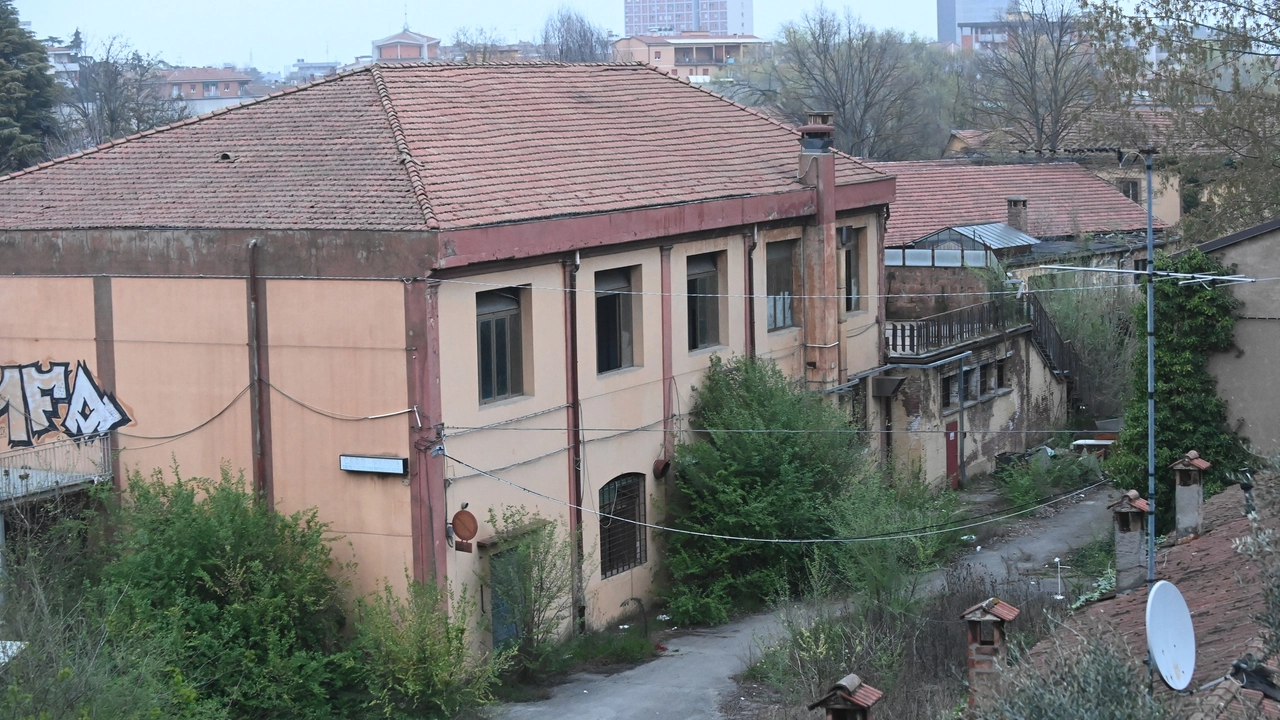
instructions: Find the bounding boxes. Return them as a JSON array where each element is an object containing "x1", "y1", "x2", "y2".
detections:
[
  {"x1": 369, "y1": 65, "x2": 438, "y2": 230},
  {"x1": 1193, "y1": 215, "x2": 1280, "y2": 255},
  {"x1": 0, "y1": 65, "x2": 378, "y2": 184}
]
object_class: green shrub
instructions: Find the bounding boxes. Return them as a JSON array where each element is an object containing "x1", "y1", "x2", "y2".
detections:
[
  {"x1": 995, "y1": 451, "x2": 1098, "y2": 507},
  {"x1": 662, "y1": 356, "x2": 867, "y2": 625},
  {"x1": 484, "y1": 507, "x2": 580, "y2": 680},
  {"x1": 98, "y1": 466, "x2": 358, "y2": 718},
  {"x1": 356, "y1": 577, "x2": 509, "y2": 719}
]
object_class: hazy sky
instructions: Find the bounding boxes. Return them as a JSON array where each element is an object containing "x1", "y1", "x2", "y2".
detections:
[{"x1": 17, "y1": 0, "x2": 937, "y2": 75}]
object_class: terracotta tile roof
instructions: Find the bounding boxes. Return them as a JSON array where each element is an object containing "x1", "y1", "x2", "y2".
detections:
[
  {"x1": 161, "y1": 67, "x2": 252, "y2": 84},
  {"x1": 374, "y1": 30, "x2": 439, "y2": 46},
  {"x1": 866, "y1": 159, "x2": 1161, "y2": 246},
  {"x1": 0, "y1": 63, "x2": 887, "y2": 233},
  {"x1": 1109, "y1": 488, "x2": 1151, "y2": 513},
  {"x1": 1041, "y1": 486, "x2": 1278, "y2": 719}
]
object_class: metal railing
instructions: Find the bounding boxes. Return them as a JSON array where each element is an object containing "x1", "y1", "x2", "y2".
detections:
[
  {"x1": 884, "y1": 299, "x2": 1027, "y2": 357},
  {"x1": 1026, "y1": 292, "x2": 1084, "y2": 385},
  {"x1": 0, "y1": 436, "x2": 112, "y2": 503}
]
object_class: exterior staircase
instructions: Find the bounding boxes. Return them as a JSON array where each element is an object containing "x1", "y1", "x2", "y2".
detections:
[{"x1": 1025, "y1": 293, "x2": 1085, "y2": 408}]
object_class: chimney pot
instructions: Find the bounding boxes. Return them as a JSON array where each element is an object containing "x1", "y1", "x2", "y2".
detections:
[
  {"x1": 1109, "y1": 492, "x2": 1148, "y2": 591},
  {"x1": 1006, "y1": 196, "x2": 1028, "y2": 233},
  {"x1": 798, "y1": 110, "x2": 835, "y2": 154}
]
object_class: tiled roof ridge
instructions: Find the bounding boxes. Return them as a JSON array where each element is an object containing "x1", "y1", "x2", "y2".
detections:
[
  {"x1": 640, "y1": 65, "x2": 888, "y2": 181},
  {"x1": 0, "y1": 65, "x2": 376, "y2": 184},
  {"x1": 369, "y1": 64, "x2": 438, "y2": 230}
]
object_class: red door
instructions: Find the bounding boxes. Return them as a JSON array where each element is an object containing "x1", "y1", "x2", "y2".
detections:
[{"x1": 946, "y1": 421, "x2": 959, "y2": 489}]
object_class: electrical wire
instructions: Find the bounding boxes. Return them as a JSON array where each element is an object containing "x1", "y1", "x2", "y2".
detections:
[
  {"x1": 265, "y1": 380, "x2": 415, "y2": 421},
  {"x1": 444, "y1": 423, "x2": 1109, "y2": 436},
  {"x1": 443, "y1": 451, "x2": 1110, "y2": 544}
]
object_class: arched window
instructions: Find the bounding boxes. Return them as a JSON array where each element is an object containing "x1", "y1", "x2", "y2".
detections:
[{"x1": 599, "y1": 473, "x2": 646, "y2": 578}]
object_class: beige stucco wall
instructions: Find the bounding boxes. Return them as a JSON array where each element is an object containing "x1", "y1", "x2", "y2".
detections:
[
  {"x1": 1093, "y1": 166, "x2": 1181, "y2": 227},
  {"x1": 0, "y1": 278, "x2": 100, "y2": 446},
  {"x1": 266, "y1": 279, "x2": 413, "y2": 598},
  {"x1": 113, "y1": 278, "x2": 253, "y2": 482},
  {"x1": 1207, "y1": 231, "x2": 1280, "y2": 454}
]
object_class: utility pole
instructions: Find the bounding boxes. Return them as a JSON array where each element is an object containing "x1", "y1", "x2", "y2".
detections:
[{"x1": 1141, "y1": 147, "x2": 1157, "y2": 587}]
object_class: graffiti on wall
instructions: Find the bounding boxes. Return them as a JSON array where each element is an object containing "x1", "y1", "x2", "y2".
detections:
[{"x1": 0, "y1": 361, "x2": 131, "y2": 448}]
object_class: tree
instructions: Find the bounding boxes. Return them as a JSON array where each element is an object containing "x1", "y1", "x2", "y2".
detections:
[
  {"x1": 1106, "y1": 250, "x2": 1250, "y2": 531},
  {"x1": 0, "y1": 0, "x2": 59, "y2": 175},
  {"x1": 969, "y1": 0, "x2": 1098, "y2": 154},
  {"x1": 540, "y1": 6, "x2": 611, "y2": 63},
  {"x1": 1084, "y1": 0, "x2": 1280, "y2": 240},
  {"x1": 52, "y1": 39, "x2": 188, "y2": 154},
  {"x1": 735, "y1": 6, "x2": 954, "y2": 160},
  {"x1": 451, "y1": 26, "x2": 505, "y2": 63}
]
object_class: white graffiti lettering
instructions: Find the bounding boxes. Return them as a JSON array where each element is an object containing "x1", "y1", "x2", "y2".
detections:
[{"x1": 0, "y1": 362, "x2": 131, "y2": 448}]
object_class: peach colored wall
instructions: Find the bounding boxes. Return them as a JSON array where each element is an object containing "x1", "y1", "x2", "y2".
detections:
[
  {"x1": 112, "y1": 278, "x2": 253, "y2": 482},
  {"x1": 0, "y1": 278, "x2": 99, "y2": 446},
  {"x1": 266, "y1": 280, "x2": 413, "y2": 597}
]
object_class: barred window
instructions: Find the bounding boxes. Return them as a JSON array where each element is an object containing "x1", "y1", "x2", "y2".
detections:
[{"x1": 599, "y1": 473, "x2": 646, "y2": 578}]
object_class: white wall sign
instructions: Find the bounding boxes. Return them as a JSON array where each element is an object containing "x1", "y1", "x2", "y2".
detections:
[
  {"x1": 0, "y1": 361, "x2": 131, "y2": 448},
  {"x1": 339, "y1": 455, "x2": 408, "y2": 475}
]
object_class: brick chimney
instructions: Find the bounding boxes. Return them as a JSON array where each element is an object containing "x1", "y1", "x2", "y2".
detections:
[
  {"x1": 1108, "y1": 490, "x2": 1149, "y2": 592},
  {"x1": 807, "y1": 672, "x2": 883, "y2": 720},
  {"x1": 1170, "y1": 450, "x2": 1209, "y2": 539},
  {"x1": 1006, "y1": 197, "x2": 1028, "y2": 232},
  {"x1": 797, "y1": 110, "x2": 840, "y2": 391},
  {"x1": 961, "y1": 598, "x2": 1020, "y2": 707}
]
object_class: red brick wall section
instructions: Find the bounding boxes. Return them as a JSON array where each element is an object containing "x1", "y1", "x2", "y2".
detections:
[{"x1": 885, "y1": 266, "x2": 990, "y2": 319}]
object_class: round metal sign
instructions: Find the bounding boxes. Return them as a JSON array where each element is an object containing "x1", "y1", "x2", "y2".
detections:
[{"x1": 451, "y1": 509, "x2": 478, "y2": 542}]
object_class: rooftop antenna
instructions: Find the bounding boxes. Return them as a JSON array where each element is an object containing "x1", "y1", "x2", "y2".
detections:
[
  {"x1": 1147, "y1": 580, "x2": 1196, "y2": 691},
  {"x1": 404, "y1": 2, "x2": 409, "y2": 31}
]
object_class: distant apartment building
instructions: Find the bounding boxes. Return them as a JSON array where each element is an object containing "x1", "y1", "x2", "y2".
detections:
[
  {"x1": 44, "y1": 45, "x2": 81, "y2": 87},
  {"x1": 156, "y1": 67, "x2": 257, "y2": 114},
  {"x1": 289, "y1": 59, "x2": 342, "y2": 84},
  {"x1": 624, "y1": 0, "x2": 752, "y2": 36},
  {"x1": 936, "y1": 0, "x2": 1011, "y2": 44},
  {"x1": 613, "y1": 31, "x2": 766, "y2": 81}
]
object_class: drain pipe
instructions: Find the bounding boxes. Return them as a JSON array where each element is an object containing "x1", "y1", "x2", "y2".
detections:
[
  {"x1": 745, "y1": 225, "x2": 758, "y2": 357},
  {"x1": 563, "y1": 251, "x2": 585, "y2": 632}
]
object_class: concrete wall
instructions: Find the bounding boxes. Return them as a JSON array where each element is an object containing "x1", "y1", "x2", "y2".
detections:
[
  {"x1": 887, "y1": 332, "x2": 1068, "y2": 487},
  {"x1": 1206, "y1": 229, "x2": 1280, "y2": 454}
]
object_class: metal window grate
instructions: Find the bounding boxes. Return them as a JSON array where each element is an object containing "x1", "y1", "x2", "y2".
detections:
[{"x1": 599, "y1": 473, "x2": 646, "y2": 578}]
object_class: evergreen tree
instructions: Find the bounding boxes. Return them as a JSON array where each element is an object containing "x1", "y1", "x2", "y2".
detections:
[
  {"x1": 0, "y1": 0, "x2": 57, "y2": 175},
  {"x1": 1106, "y1": 250, "x2": 1249, "y2": 531}
]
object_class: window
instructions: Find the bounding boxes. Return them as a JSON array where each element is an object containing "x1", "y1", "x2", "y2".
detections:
[
  {"x1": 979, "y1": 363, "x2": 992, "y2": 395},
  {"x1": 964, "y1": 369, "x2": 979, "y2": 402},
  {"x1": 1134, "y1": 258, "x2": 1149, "y2": 284},
  {"x1": 1117, "y1": 179, "x2": 1141, "y2": 202},
  {"x1": 841, "y1": 226, "x2": 862, "y2": 312},
  {"x1": 477, "y1": 289, "x2": 524, "y2": 403},
  {"x1": 687, "y1": 253, "x2": 720, "y2": 350},
  {"x1": 942, "y1": 374, "x2": 958, "y2": 408},
  {"x1": 189, "y1": 84, "x2": 197, "y2": 93},
  {"x1": 204, "y1": 82, "x2": 218, "y2": 95},
  {"x1": 996, "y1": 358, "x2": 1008, "y2": 389},
  {"x1": 223, "y1": 82, "x2": 230, "y2": 91},
  {"x1": 766, "y1": 241, "x2": 796, "y2": 330},
  {"x1": 599, "y1": 474, "x2": 646, "y2": 577},
  {"x1": 654, "y1": 50, "x2": 662, "y2": 59},
  {"x1": 596, "y1": 268, "x2": 634, "y2": 373}
]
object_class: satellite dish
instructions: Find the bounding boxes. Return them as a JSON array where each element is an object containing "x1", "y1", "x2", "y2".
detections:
[{"x1": 1147, "y1": 580, "x2": 1196, "y2": 690}]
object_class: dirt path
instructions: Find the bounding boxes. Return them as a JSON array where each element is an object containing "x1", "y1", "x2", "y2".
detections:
[{"x1": 492, "y1": 484, "x2": 1118, "y2": 720}]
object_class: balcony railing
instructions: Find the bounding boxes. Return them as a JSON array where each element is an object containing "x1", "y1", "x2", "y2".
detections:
[
  {"x1": 0, "y1": 436, "x2": 112, "y2": 503},
  {"x1": 884, "y1": 299, "x2": 1027, "y2": 357}
]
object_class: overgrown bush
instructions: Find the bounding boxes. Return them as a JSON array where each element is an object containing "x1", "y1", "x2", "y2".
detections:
[
  {"x1": 484, "y1": 506, "x2": 580, "y2": 681},
  {"x1": 663, "y1": 356, "x2": 958, "y2": 625},
  {"x1": 356, "y1": 577, "x2": 509, "y2": 719},
  {"x1": 1107, "y1": 250, "x2": 1251, "y2": 531},
  {"x1": 0, "y1": 465, "x2": 504, "y2": 719},
  {"x1": 994, "y1": 450, "x2": 1099, "y2": 507},
  {"x1": 748, "y1": 566, "x2": 1062, "y2": 720},
  {"x1": 1030, "y1": 274, "x2": 1140, "y2": 419},
  {"x1": 978, "y1": 631, "x2": 1183, "y2": 719},
  {"x1": 98, "y1": 466, "x2": 356, "y2": 718}
]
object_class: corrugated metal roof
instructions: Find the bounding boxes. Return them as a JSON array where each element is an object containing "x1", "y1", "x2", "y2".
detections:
[{"x1": 952, "y1": 222, "x2": 1041, "y2": 248}]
